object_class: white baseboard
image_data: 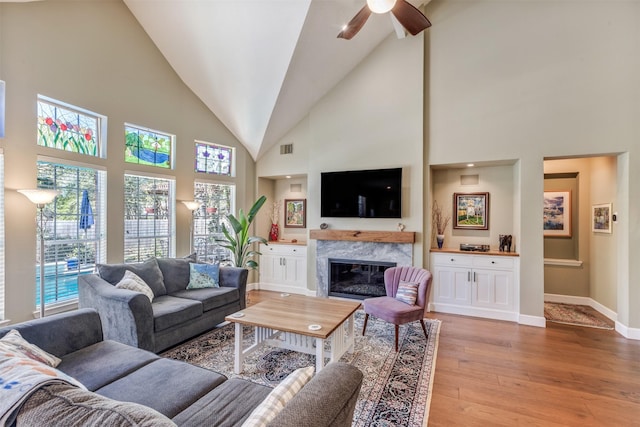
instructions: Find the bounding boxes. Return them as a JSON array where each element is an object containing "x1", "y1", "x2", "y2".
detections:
[
  {"x1": 519, "y1": 314, "x2": 546, "y2": 328},
  {"x1": 544, "y1": 293, "x2": 640, "y2": 340}
]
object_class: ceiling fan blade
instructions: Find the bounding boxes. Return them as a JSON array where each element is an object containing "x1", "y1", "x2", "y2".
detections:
[
  {"x1": 337, "y1": 5, "x2": 372, "y2": 40},
  {"x1": 391, "y1": 0, "x2": 431, "y2": 36}
]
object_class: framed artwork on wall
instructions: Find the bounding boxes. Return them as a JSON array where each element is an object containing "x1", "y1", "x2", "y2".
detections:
[
  {"x1": 592, "y1": 203, "x2": 612, "y2": 234},
  {"x1": 543, "y1": 191, "x2": 571, "y2": 237},
  {"x1": 453, "y1": 192, "x2": 489, "y2": 230},
  {"x1": 285, "y1": 199, "x2": 306, "y2": 228}
]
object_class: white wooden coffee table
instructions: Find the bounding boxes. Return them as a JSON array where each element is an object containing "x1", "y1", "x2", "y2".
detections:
[{"x1": 225, "y1": 294, "x2": 361, "y2": 374}]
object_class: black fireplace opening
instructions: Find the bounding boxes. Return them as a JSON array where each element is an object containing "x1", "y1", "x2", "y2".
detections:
[{"x1": 328, "y1": 258, "x2": 396, "y2": 300}]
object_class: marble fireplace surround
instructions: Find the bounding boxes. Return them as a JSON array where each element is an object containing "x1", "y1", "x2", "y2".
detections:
[{"x1": 309, "y1": 230, "x2": 416, "y2": 297}]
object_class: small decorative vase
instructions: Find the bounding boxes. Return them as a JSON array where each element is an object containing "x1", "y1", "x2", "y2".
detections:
[
  {"x1": 269, "y1": 223, "x2": 279, "y2": 241},
  {"x1": 436, "y1": 234, "x2": 445, "y2": 249}
]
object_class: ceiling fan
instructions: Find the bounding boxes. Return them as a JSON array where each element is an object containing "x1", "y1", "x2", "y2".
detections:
[{"x1": 338, "y1": 0, "x2": 431, "y2": 40}]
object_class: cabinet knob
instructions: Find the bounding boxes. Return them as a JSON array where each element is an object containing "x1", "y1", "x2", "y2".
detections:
[
  {"x1": 450, "y1": 258, "x2": 454, "y2": 262},
  {"x1": 491, "y1": 261, "x2": 496, "y2": 264}
]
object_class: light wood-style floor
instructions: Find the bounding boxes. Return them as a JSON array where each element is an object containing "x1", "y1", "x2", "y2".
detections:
[{"x1": 248, "y1": 290, "x2": 640, "y2": 426}]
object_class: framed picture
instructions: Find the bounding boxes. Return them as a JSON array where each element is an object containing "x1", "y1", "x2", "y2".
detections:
[
  {"x1": 592, "y1": 203, "x2": 612, "y2": 234},
  {"x1": 285, "y1": 199, "x2": 306, "y2": 228},
  {"x1": 543, "y1": 191, "x2": 571, "y2": 237},
  {"x1": 453, "y1": 192, "x2": 489, "y2": 230}
]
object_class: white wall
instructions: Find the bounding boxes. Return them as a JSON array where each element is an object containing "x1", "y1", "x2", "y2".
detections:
[
  {"x1": 257, "y1": 33, "x2": 425, "y2": 291},
  {"x1": 0, "y1": 1, "x2": 254, "y2": 322},
  {"x1": 426, "y1": 0, "x2": 640, "y2": 328}
]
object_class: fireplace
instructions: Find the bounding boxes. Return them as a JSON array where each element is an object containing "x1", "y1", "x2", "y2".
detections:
[{"x1": 328, "y1": 258, "x2": 396, "y2": 300}]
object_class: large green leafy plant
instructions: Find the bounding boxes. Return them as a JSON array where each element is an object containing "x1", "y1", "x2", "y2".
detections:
[{"x1": 218, "y1": 195, "x2": 268, "y2": 269}]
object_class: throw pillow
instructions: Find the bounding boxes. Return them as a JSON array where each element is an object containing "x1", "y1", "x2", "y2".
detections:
[
  {"x1": 115, "y1": 270, "x2": 155, "y2": 303},
  {"x1": 98, "y1": 258, "x2": 166, "y2": 297},
  {"x1": 0, "y1": 329, "x2": 61, "y2": 367},
  {"x1": 187, "y1": 263, "x2": 220, "y2": 289},
  {"x1": 395, "y1": 281, "x2": 419, "y2": 305},
  {"x1": 241, "y1": 366, "x2": 314, "y2": 427}
]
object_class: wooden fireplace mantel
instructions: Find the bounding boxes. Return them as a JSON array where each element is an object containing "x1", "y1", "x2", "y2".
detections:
[{"x1": 309, "y1": 229, "x2": 415, "y2": 244}]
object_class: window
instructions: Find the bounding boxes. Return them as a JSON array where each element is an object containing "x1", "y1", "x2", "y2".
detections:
[
  {"x1": 124, "y1": 174, "x2": 175, "y2": 262},
  {"x1": 37, "y1": 96, "x2": 105, "y2": 157},
  {"x1": 0, "y1": 151, "x2": 4, "y2": 321},
  {"x1": 195, "y1": 141, "x2": 233, "y2": 176},
  {"x1": 36, "y1": 161, "x2": 106, "y2": 308},
  {"x1": 125, "y1": 124, "x2": 173, "y2": 169},
  {"x1": 193, "y1": 182, "x2": 235, "y2": 263}
]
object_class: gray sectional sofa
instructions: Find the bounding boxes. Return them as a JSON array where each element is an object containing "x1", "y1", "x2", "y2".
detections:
[
  {"x1": 0, "y1": 309, "x2": 364, "y2": 426},
  {"x1": 78, "y1": 256, "x2": 248, "y2": 353}
]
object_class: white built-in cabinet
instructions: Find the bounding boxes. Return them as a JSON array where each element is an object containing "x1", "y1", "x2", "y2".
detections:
[
  {"x1": 259, "y1": 243, "x2": 307, "y2": 294},
  {"x1": 430, "y1": 251, "x2": 519, "y2": 322}
]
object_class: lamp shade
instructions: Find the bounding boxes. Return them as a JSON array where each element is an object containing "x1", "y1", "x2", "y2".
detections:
[
  {"x1": 181, "y1": 200, "x2": 202, "y2": 211},
  {"x1": 18, "y1": 189, "x2": 60, "y2": 206},
  {"x1": 367, "y1": 0, "x2": 396, "y2": 14}
]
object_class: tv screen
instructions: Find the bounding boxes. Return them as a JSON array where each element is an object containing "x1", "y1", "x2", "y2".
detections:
[{"x1": 321, "y1": 167, "x2": 402, "y2": 218}]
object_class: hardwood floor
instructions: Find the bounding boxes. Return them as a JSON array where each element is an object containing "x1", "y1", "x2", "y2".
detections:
[{"x1": 248, "y1": 290, "x2": 640, "y2": 426}]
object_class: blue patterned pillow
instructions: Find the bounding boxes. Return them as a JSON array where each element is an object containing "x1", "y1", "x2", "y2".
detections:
[
  {"x1": 187, "y1": 263, "x2": 220, "y2": 289},
  {"x1": 395, "y1": 281, "x2": 419, "y2": 305}
]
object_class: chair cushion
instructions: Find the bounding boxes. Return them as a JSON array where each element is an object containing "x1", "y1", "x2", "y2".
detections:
[
  {"x1": 171, "y1": 287, "x2": 239, "y2": 312},
  {"x1": 156, "y1": 254, "x2": 196, "y2": 294},
  {"x1": 395, "y1": 281, "x2": 418, "y2": 305},
  {"x1": 151, "y1": 296, "x2": 203, "y2": 332},
  {"x1": 98, "y1": 258, "x2": 166, "y2": 297},
  {"x1": 363, "y1": 296, "x2": 424, "y2": 325}
]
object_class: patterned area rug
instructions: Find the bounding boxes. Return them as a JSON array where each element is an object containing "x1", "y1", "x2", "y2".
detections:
[
  {"x1": 544, "y1": 302, "x2": 614, "y2": 330},
  {"x1": 162, "y1": 310, "x2": 440, "y2": 426}
]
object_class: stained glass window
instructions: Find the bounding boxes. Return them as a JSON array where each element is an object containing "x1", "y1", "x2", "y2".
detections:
[
  {"x1": 125, "y1": 124, "x2": 173, "y2": 169},
  {"x1": 37, "y1": 96, "x2": 104, "y2": 157},
  {"x1": 195, "y1": 141, "x2": 233, "y2": 176}
]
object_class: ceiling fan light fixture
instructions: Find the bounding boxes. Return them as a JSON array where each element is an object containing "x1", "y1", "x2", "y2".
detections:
[{"x1": 366, "y1": 0, "x2": 397, "y2": 14}]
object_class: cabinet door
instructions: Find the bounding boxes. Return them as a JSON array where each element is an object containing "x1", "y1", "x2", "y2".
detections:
[
  {"x1": 472, "y1": 269, "x2": 513, "y2": 310},
  {"x1": 433, "y1": 266, "x2": 471, "y2": 305},
  {"x1": 259, "y1": 253, "x2": 280, "y2": 283}
]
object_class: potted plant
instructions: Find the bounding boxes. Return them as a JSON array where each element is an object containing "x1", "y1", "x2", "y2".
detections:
[
  {"x1": 218, "y1": 195, "x2": 268, "y2": 269},
  {"x1": 432, "y1": 200, "x2": 451, "y2": 249}
]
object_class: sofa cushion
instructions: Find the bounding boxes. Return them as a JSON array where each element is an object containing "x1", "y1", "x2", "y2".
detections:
[
  {"x1": 0, "y1": 329, "x2": 61, "y2": 367},
  {"x1": 17, "y1": 383, "x2": 176, "y2": 426},
  {"x1": 58, "y1": 340, "x2": 159, "y2": 391},
  {"x1": 172, "y1": 378, "x2": 271, "y2": 427},
  {"x1": 98, "y1": 258, "x2": 166, "y2": 297},
  {"x1": 187, "y1": 263, "x2": 220, "y2": 289},
  {"x1": 151, "y1": 295, "x2": 203, "y2": 332},
  {"x1": 115, "y1": 270, "x2": 155, "y2": 303},
  {"x1": 95, "y1": 358, "x2": 226, "y2": 419},
  {"x1": 171, "y1": 287, "x2": 239, "y2": 312},
  {"x1": 157, "y1": 254, "x2": 196, "y2": 294}
]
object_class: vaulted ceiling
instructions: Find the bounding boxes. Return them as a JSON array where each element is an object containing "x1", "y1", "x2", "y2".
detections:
[{"x1": 123, "y1": 0, "x2": 428, "y2": 160}]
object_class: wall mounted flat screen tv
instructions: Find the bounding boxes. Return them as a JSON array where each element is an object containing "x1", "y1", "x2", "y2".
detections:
[{"x1": 321, "y1": 167, "x2": 402, "y2": 218}]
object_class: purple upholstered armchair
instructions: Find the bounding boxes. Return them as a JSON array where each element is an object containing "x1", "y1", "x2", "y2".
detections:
[{"x1": 362, "y1": 266, "x2": 432, "y2": 351}]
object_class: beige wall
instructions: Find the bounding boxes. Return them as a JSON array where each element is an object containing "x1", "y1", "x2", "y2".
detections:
[
  {"x1": 257, "y1": 33, "x2": 425, "y2": 291},
  {"x1": 426, "y1": 0, "x2": 640, "y2": 328},
  {"x1": 0, "y1": 0, "x2": 254, "y2": 322}
]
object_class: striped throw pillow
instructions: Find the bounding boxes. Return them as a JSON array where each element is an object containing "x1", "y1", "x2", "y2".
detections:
[
  {"x1": 241, "y1": 366, "x2": 314, "y2": 427},
  {"x1": 396, "y1": 281, "x2": 419, "y2": 305},
  {"x1": 0, "y1": 329, "x2": 61, "y2": 367},
  {"x1": 115, "y1": 270, "x2": 155, "y2": 303}
]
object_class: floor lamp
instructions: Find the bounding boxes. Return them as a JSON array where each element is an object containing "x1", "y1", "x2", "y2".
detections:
[
  {"x1": 181, "y1": 200, "x2": 202, "y2": 255},
  {"x1": 18, "y1": 189, "x2": 60, "y2": 318}
]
